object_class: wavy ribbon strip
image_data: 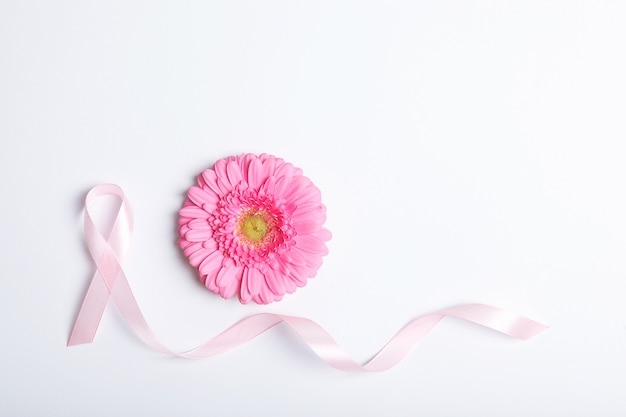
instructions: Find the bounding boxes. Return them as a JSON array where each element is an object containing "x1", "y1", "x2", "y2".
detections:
[{"x1": 68, "y1": 184, "x2": 548, "y2": 372}]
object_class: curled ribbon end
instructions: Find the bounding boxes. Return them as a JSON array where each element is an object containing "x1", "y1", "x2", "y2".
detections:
[
  {"x1": 67, "y1": 331, "x2": 95, "y2": 347},
  {"x1": 510, "y1": 314, "x2": 551, "y2": 340},
  {"x1": 67, "y1": 338, "x2": 89, "y2": 347},
  {"x1": 518, "y1": 322, "x2": 550, "y2": 340}
]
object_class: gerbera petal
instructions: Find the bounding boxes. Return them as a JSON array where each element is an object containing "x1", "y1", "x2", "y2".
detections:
[
  {"x1": 283, "y1": 275, "x2": 297, "y2": 293},
  {"x1": 178, "y1": 224, "x2": 191, "y2": 236},
  {"x1": 189, "y1": 251, "x2": 209, "y2": 268},
  {"x1": 220, "y1": 276, "x2": 240, "y2": 299},
  {"x1": 285, "y1": 248, "x2": 307, "y2": 266},
  {"x1": 273, "y1": 174, "x2": 291, "y2": 197},
  {"x1": 185, "y1": 228, "x2": 214, "y2": 242},
  {"x1": 287, "y1": 271, "x2": 307, "y2": 287},
  {"x1": 198, "y1": 250, "x2": 223, "y2": 276},
  {"x1": 291, "y1": 184, "x2": 321, "y2": 207},
  {"x1": 218, "y1": 263, "x2": 243, "y2": 299},
  {"x1": 180, "y1": 205, "x2": 211, "y2": 220},
  {"x1": 226, "y1": 159, "x2": 243, "y2": 187},
  {"x1": 275, "y1": 257, "x2": 307, "y2": 286},
  {"x1": 253, "y1": 283, "x2": 275, "y2": 304},
  {"x1": 293, "y1": 235, "x2": 329, "y2": 255},
  {"x1": 259, "y1": 175, "x2": 276, "y2": 196},
  {"x1": 292, "y1": 222, "x2": 321, "y2": 234},
  {"x1": 202, "y1": 238, "x2": 217, "y2": 250},
  {"x1": 215, "y1": 257, "x2": 237, "y2": 287},
  {"x1": 177, "y1": 236, "x2": 192, "y2": 250},
  {"x1": 247, "y1": 267, "x2": 264, "y2": 296},
  {"x1": 294, "y1": 262, "x2": 320, "y2": 277},
  {"x1": 213, "y1": 158, "x2": 228, "y2": 180},
  {"x1": 247, "y1": 157, "x2": 264, "y2": 189},
  {"x1": 204, "y1": 267, "x2": 220, "y2": 292},
  {"x1": 316, "y1": 227, "x2": 332, "y2": 242},
  {"x1": 272, "y1": 160, "x2": 293, "y2": 179},
  {"x1": 188, "y1": 247, "x2": 211, "y2": 267},
  {"x1": 284, "y1": 175, "x2": 309, "y2": 197},
  {"x1": 183, "y1": 241, "x2": 203, "y2": 257},
  {"x1": 292, "y1": 203, "x2": 326, "y2": 222},
  {"x1": 237, "y1": 153, "x2": 254, "y2": 173},
  {"x1": 261, "y1": 156, "x2": 277, "y2": 178},
  {"x1": 213, "y1": 160, "x2": 234, "y2": 194},
  {"x1": 188, "y1": 218, "x2": 212, "y2": 230},
  {"x1": 201, "y1": 169, "x2": 222, "y2": 196},
  {"x1": 188, "y1": 186, "x2": 219, "y2": 207},
  {"x1": 263, "y1": 267, "x2": 286, "y2": 296},
  {"x1": 304, "y1": 255, "x2": 323, "y2": 270},
  {"x1": 239, "y1": 268, "x2": 252, "y2": 304}
]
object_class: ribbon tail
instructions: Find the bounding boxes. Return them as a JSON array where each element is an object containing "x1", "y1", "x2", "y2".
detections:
[
  {"x1": 67, "y1": 271, "x2": 111, "y2": 346},
  {"x1": 442, "y1": 304, "x2": 549, "y2": 339}
]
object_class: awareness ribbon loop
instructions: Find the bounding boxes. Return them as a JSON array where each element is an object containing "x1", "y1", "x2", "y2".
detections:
[{"x1": 68, "y1": 184, "x2": 548, "y2": 371}]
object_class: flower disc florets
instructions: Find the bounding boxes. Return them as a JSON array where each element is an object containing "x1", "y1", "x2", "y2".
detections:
[{"x1": 210, "y1": 187, "x2": 295, "y2": 268}]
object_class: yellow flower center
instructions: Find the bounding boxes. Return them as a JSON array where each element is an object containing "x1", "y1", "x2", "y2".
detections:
[{"x1": 240, "y1": 214, "x2": 269, "y2": 242}]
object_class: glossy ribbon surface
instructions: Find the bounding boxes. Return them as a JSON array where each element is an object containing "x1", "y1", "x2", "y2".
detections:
[{"x1": 68, "y1": 184, "x2": 548, "y2": 371}]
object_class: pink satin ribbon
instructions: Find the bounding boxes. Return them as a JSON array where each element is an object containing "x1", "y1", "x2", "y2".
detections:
[{"x1": 68, "y1": 184, "x2": 548, "y2": 371}]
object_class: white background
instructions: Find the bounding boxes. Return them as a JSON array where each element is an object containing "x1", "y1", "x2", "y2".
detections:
[{"x1": 1, "y1": 1, "x2": 626, "y2": 415}]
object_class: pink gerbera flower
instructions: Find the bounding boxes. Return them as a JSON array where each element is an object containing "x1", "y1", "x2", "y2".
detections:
[{"x1": 178, "y1": 153, "x2": 331, "y2": 304}]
